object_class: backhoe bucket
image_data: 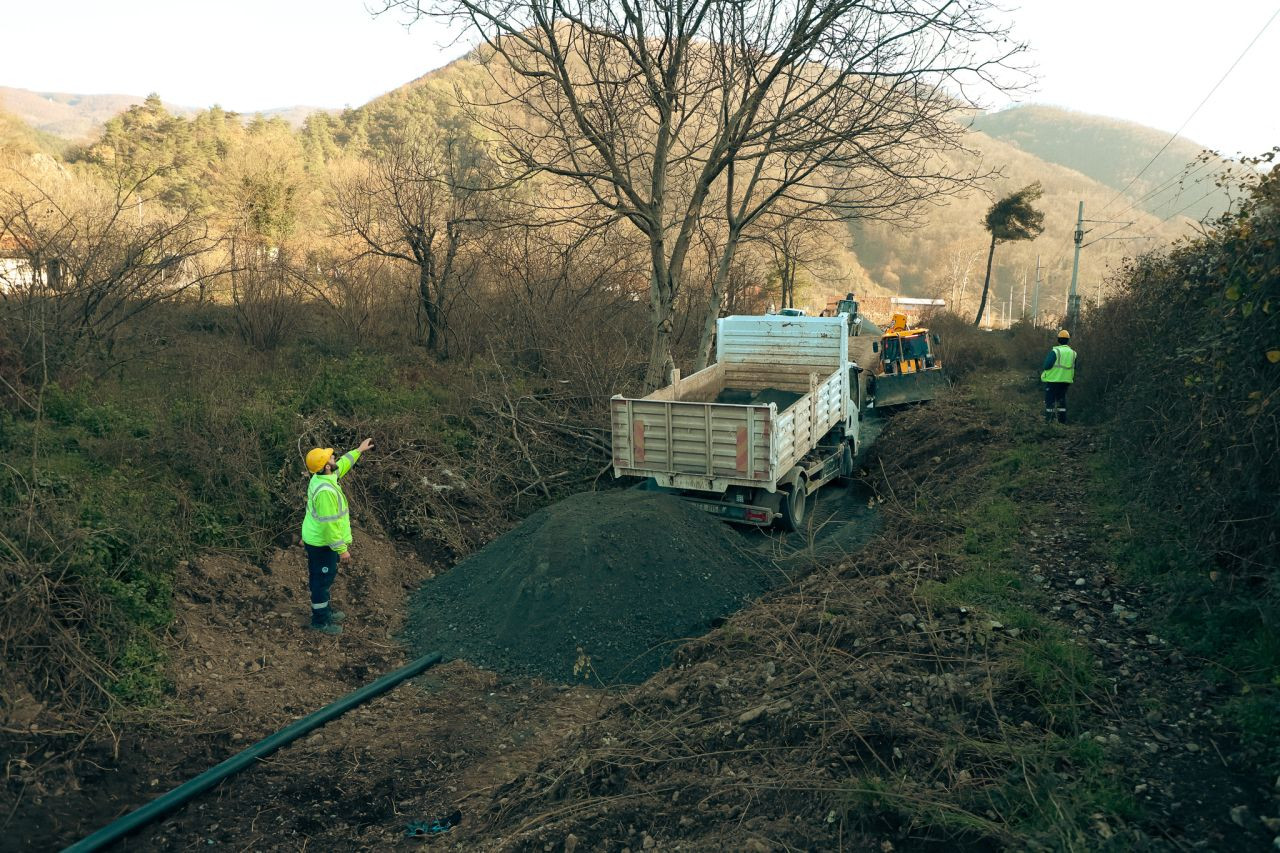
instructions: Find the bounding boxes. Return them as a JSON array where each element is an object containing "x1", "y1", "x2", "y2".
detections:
[{"x1": 872, "y1": 369, "x2": 948, "y2": 409}]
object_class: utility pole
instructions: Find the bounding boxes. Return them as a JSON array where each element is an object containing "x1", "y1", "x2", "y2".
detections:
[
  {"x1": 1067, "y1": 201, "x2": 1084, "y2": 326},
  {"x1": 1032, "y1": 255, "x2": 1041, "y2": 328},
  {"x1": 1021, "y1": 269, "x2": 1028, "y2": 320}
]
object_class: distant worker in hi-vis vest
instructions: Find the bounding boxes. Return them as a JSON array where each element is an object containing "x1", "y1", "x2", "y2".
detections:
[
  {"x1": 301, "y1": 438, "x2": 374, "y2": 635},
  {"x1": 1041, "y1": 329, "x2": 1077, "y2": 424}
]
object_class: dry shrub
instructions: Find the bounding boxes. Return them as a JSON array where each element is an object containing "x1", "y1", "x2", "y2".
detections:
[
  {"x1": 229, "y1": 248, "x2": 305, "y2": 351},
  {"x1": 928, "y1": 311, "x2": 1050, "y2": 384},
  {"x1": 0, "y1": 497, "x2": 161, "y2": 734},
  {"x1": 460, "y1": 222, "x2": 651, "y2": 397},
  {"x1": 0, "y1": 168, "x2": 217, "y2": 375},
  {"x1": 301, "y1": 252, "x2": 404, "y2": 345}
]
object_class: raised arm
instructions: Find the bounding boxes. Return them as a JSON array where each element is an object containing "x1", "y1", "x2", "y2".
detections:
[{"x1": 335, "y1": 438, "x2": 375, "y2": 478}]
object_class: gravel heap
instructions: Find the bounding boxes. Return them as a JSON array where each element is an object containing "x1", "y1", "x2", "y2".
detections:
[{"x1": 404, "y1": 490, "x2": 772, "y2": 684}]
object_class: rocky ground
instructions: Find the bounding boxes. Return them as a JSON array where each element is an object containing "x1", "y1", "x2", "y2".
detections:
[{"x1": 7, "y1": 377, "x2": 1277, "y2": 851}]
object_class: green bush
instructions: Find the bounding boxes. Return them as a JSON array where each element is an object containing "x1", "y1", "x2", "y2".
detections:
[{"x1": 1078, "y1": 166, "x2": 1280, "y2": 770}]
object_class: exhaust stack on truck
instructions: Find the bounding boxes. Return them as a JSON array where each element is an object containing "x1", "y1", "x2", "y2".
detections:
[{"x1": 610, "y1": 315, "x2": 863, "y2": 530}]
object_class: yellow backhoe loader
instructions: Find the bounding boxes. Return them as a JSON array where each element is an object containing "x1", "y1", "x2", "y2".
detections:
[{"x1": 867, "y1": 313, "x2": 946, "y2": 409}]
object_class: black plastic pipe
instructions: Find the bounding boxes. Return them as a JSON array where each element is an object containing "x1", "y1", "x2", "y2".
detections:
[{"x1": 62, "y1": 651, "x2": 444, "y2": 853}]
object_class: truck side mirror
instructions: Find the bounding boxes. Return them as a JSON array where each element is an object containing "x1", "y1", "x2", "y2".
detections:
[
  {"x1": 872, "y1": 341, "x2": 879, "y2": 353},
  {"x1": 931, "y1": 334, "x2": 940, "y2": 345}
]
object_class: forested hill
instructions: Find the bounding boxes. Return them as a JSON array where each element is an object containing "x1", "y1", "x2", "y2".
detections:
[
  {"x1": 0, "y1": 106, "x2": 67, "y2": 157},
  {"x1": 1, "y1": 63, "x2": 1221, "y2": 310},
  {"x1": 971, "y1": 104, "x2": 1234, "y2": 224},
  {"x1": 846, "y1": 121, "x2": 1195, "y2": 306}
]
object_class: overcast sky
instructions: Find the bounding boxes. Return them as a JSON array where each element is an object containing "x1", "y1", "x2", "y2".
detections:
[{"x1": 2, "y1": 1, "x2": 1277, "y2": 157}]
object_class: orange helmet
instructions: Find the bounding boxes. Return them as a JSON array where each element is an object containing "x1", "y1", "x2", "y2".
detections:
[
  {"x1": 1057, "y1": 329, "x2": 1071, "y2": 341},
  {"x1": 305, "y1": 447, "x2": 334, "y2": 473}
]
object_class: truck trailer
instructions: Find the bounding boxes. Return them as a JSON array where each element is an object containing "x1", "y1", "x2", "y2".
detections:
[{"x1": 610, "y1": 315, "x2": 863, "y2": 530}]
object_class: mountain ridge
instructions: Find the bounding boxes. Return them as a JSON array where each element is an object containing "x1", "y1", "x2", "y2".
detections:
[
  {"x1": 970, "y1": 104, "x2": 1233, "y2": 223},
  {"x1": 0, "y1": 86, "x2": 328, "y2": 139}
]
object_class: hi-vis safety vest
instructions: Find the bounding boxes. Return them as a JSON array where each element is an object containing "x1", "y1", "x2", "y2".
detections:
[
  {"x1": 1041, "y1": 345, "x2": 1077, "y2": 384},
  {"x1": 301, "y1": 449, "x2": 360, "y2": 551}
]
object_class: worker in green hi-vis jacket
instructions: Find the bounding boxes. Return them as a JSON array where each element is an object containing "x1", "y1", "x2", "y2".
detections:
[
  {"x1": 301, "y1": 438, "x2": 374, "y2": 635},
  {"x1": 1041, "y1": 329, "x2": 1078, "y2": 424}
]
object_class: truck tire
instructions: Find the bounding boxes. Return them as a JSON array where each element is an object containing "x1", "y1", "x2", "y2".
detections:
[
  {"x1": 834, "y1": 441, "x2": 855, "y2": 486},
  {"x1": 779, "y1": 481, "x2": 807, "y2": 532}
]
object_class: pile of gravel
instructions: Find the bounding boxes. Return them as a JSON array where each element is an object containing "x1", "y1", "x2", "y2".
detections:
[{"x1": 404, "y1": 490, "x2": 772, "y2": 684}]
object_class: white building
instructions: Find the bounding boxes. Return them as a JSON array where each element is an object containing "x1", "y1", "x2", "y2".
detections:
[{"x1": 0, "y1": 237, "x2": 35, "y2": 295}]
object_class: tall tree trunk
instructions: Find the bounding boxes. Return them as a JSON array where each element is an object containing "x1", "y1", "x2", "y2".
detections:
[
  {"x1": 644, "y1": 243, "x2": 676, "y2": 391},
  {"x1": 782, "y1": 256, "x2": 797, "y2": 309},
  {"x1": 435, "y1": 226, "x2": 460, "y2": 359},
  {"x1": 418, "y1": 263, "x2": 438, "y2": 353},
  {"x1": 693, "y1": 231, "x2": 741, "y2": 372},
  {"x1": 974, "y1": 234, "x2": 997, "y2": 327}
]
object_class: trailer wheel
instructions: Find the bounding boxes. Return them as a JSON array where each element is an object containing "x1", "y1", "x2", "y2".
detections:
[{"x1": 779, "y1": 480, "x2": 808, "y2": 532}]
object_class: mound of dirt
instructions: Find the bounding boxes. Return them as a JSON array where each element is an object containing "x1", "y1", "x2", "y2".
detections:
[{"x1": 404, "y1": 490, "x2": 772, "y2": 684}]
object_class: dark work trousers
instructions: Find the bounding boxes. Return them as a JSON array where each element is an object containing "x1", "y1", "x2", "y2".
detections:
[
  {"x1": 305, "y1": 544, "x2": 340, "y2": 625},
  {"x1": 1044, "y1": 382, "x2": 1070, "y2": 423}
]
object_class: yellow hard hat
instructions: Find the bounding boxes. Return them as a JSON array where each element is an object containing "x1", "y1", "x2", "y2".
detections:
[
  {"x1": 305, "y1": 447, "x2": 334, "y2": 473},
  {"x1": 1057, "y1": 329, "x2": 1071, "y2": 340}
]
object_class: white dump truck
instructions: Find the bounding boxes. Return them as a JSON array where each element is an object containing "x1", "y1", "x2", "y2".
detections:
[{"x1": 610, "y1": 314, "x2": 863, "y2": 530}]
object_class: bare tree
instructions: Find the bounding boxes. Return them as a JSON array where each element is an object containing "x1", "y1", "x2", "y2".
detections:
[
  {"x1": 0, "y1": 166, "x2": 217, "y2": 376},
  {"x1": 935, "y1": 241, "x2": 984, "y2": 316},
  {"x1": 300, "y1": 251, "x2": 401, "y2": 343},
  {"x1": 379, "y1": 0, "x2": 1024, "y2": 388},
  {"x1": 331, "y1": 131, "x2": 499, "y2": 356},
  {"x1": 758, "y1": 205, "x2": 837, "y2": 311},
  {"x1": 227, "y1": 241, "x2": 307, "y2": 350}
]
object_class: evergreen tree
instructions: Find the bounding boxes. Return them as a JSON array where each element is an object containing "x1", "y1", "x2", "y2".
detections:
[{"x1": 974, "y1": 183, "x2": 1045, "y2": 327}]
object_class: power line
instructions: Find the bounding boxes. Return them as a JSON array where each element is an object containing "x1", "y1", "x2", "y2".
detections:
[
  {"x1": 1015, "y1": 7, "x2": 1277, "y2": 296},
  {"x1": 1109, "y1": 154, "x2": 1221, "y2": 222},
  {"x1": 1098, "y1": 5, "x2": 1280, "y2": 217},
  {"x1": 1129, "y1": 185, "x2": 1232, "y2": 241},
  {"x1": 1082, "y1": 222, "x2": 1137, "y2": 248}
]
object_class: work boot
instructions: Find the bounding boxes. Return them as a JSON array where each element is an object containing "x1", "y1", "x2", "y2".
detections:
[
  {"x1": 328, "y1": 609, "x2": 346, "y2": 623},
  {"x1": 309, "y1": 621, "x2": 342, "y2": 635}
]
